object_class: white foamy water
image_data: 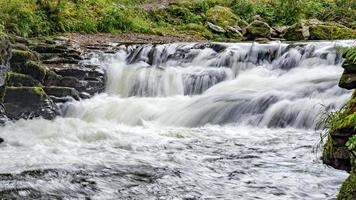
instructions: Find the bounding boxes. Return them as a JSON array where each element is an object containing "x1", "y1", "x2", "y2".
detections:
[{"x1": 0, "y1": 41, "x2": 355, "y2": 199}]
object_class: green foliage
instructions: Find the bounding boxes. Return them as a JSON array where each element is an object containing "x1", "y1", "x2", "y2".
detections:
[
  {"x1": 0, "y1": 0, "x2": 354, "y2": 39},
  {"x1": 346, "y1": 135, "x2": 356, "y2": 155},
  {"x1": 340, "y1": 47, "x2": 356, "y2": 63}
]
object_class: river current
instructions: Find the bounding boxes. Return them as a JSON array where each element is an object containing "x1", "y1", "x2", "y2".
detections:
[{"x1": 0, "y1": 41, "x2": 355, "y2": 199}]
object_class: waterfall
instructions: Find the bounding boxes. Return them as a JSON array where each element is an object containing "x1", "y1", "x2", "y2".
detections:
[
  {"x1": 65, "y1": 40, "x2": 354, "y2": 129},
  {"x1": 1, "y1": 40, "x2": 354, "y2": 199}
]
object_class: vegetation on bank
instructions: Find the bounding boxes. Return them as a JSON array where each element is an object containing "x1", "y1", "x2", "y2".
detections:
[
  {"x1": 321, "y1": 47, "x2": 356, "y2": 200},
  {"x1": 0, "y1": 0, "x2": 355, "y2": 41}
]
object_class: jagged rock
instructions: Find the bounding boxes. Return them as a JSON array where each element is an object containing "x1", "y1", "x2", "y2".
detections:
[
  {"x1": 206, "y1": 6, "x2": 238, "y2": 27},
  {"x1": 207, "y1": 22, "x2": 226, "y2": 33},
  {"x1": 6, "y1": 72, "x2": 41, "y2": 87},
  {"x1": 245, "y1": 20, "x2": 272, "y2": 40},
  {"x1": 4, "y1": 87, "x2": 60, "y2": 120}
]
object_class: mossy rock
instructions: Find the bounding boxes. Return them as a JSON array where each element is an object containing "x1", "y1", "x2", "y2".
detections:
[
  {"x1": 246, "y1": 20, "x2": 272, "y2": 39},
  {"x1": 11, "y1": 61, "x2": 47, "y2": 83},
  {"x1": 11, "y1": 49, "x2": 39, "y2": 64},
  {"x1": 6, "y1": 72, "x2": 41, "y2": 87},
  {"x1": 206, "y1": 6, "x2": 238, "y2": 27},
  {"x1": 310, "y1": 24, "x2": 356, "y2": 40},
  {"x1": 337, "y1": 171, "x2": 356, "y2": 200},
  {"x1": 226, "y1": 26, "x2": 244, "y2": 40},
  {"x1": 283, "y1": 22, "x2": 310, "y2": 41}
]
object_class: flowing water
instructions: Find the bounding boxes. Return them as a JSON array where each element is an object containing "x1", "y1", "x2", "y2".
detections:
[{"x1": 0, "y1": 41, "x2": 355, "y2": 199}]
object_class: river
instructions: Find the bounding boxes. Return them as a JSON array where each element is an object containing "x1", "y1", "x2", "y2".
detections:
[{"x1": 0, "y1": 41, "x2": 354, "y2": 199}]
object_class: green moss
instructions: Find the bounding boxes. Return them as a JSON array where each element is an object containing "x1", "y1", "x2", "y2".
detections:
[
  {"x1": 11, "y1": 49, "x2": 38, "y2": 64},
  {"x1": 337, "y1": 171, "x2": 356, "y2": 200},
  {"x1": 310, "y1": 24, "x2": 356, "y2": 40},
  {"x1": 11, "y1": 61, "x2": 47, "y2": 83},
  {"x1": 283, "y1": 22, "x2": 309, "y2": 41},
  {"x1": 32, "y1": 86, "x2": 46, "y2": 97},
  {"x1": 206, "y1": 6, "x2": 238, "y2": 27},
  {"x1": 246, "y1": 20, "x2": 271, "y2": 38},
  {"x1": 6, "y1": 72, "x2": 41, "y2": 87}
]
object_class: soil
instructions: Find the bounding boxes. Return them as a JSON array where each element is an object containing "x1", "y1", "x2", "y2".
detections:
[{"x1": 69, "y1": 33, "x2": 205, "y2": 45}]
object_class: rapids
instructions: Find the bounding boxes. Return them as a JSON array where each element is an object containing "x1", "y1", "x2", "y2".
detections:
[{"x1": 0, "y1": 40, "x2": 355, "y2": 199}]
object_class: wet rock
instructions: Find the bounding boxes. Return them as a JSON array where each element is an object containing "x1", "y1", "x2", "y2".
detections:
[
  {"x1": 339, "y1": 73, "x2": 356, "y2": 90},
  {"x1": 44, "y1": 86, "x2": 80, "y2": 101},
  {"x1": 4, "y1": 87, "x2": 60, "y2": 120},
  {"x1": 42, "y1": 57, "x2": 79, "y2": 65},
  {"x1": 207, "y1": 22, "x2": 226, "y2": 33},
  {"x1": 245, "y1": 20, "x2": 272, "y2": 40},
  {"x1": 0, "y1": 33, "x2": 11, "y2": 120}
]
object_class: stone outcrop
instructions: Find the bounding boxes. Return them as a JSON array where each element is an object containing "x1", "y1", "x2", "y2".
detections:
[
  {"x1": 0, "y1": 33, "x2": 11, "y2": 122},
  {"x1": 284, "y1": 20, "x2": 356, "y2": 41},
  {"x1": 322, "y1": 49, "x2": 356, "y2": 200},
  {"x1": 0, "y1": 35, "x2": 107, "y2": 121}
]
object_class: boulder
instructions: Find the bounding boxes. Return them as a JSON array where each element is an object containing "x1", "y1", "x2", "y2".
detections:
[
  {"x1": 4, "y1": 87, "x2": 60, "y2": 120},
  {"x1": 339, "y1": 73, "x2": 356, "y2": 90},
  {"x1": 310, "y1": 23, "x2": 356, "y2": 40},
  {"x1": 284, "y1": 20, "x2": 355, "y2": 41},
  {"x1": 283, "y1": 22, "x2": 310, "y2": 41},
  {"x1": 207, "y1": 22, "x2": 226, "y2": 33},
  {"x1": 245, "y1": 20, "x2": 272, "y2": 40},
  {"x1": 206, "y1": 6, "x2": 238, "y2": 27}
]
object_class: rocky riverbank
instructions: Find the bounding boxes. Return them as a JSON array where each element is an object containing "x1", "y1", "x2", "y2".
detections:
[
  {"x1": 322, "y1": 49, "x2": 356, "y2": 200},
  {"x1": 0, "y1": 34, "x2": 107, "y2": 124}
]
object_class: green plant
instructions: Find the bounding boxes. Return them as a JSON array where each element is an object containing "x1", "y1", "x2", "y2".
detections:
[{"x1": 346, "y1": 135, "x2": 356, "y2": 156}]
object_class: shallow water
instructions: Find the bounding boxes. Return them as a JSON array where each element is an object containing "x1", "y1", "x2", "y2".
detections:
[{"x1": 0, "y1": 41, "x2": 354, "y2": 199}]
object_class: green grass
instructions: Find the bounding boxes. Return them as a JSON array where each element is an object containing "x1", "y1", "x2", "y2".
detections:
[{"x1": 0, "y1": 0, "x2": 354, "y2": 39}]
